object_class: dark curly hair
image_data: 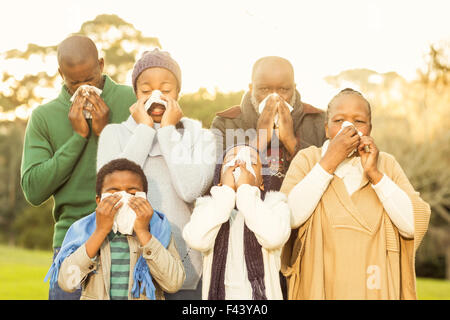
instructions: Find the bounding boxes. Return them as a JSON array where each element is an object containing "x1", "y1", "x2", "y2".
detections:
[{"x1": 96, "y1": 158, "x2": 148, "y2": 196}]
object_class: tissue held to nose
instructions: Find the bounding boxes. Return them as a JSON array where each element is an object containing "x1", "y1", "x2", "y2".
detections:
[
  {"x1": 70, "y1": 85, "x2": 103, "y2": 119},
  {"x1": 222, "y1": 147, "x2": 256, "y2": 182},
  {"x1": 258, "y1": 93, "x2": 293, "y2": 125},
  {"x1": 337, "y1": 121, "x2": 369, "y2": 156},
  {"x1": 100, "y1": 191, "x2": 147, "y2": 235},
  {"x1": 144, "y1": 90, "x2": 168, "y2": 112}
]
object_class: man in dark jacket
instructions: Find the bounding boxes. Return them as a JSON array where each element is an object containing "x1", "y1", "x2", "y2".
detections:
[{"x1": 211, "y1": 56, "x2": 326, "y2": 191}]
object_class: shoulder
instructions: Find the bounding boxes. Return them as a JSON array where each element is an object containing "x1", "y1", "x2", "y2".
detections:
[
  {"x1": 215, "y1": 105, "x2": 242, "y2": 119},
  {"x1": 27, "y1": 99, "x2": 62, "y2": 130},
  {"x1": 113, "y1": 83, "x2": 135, "y2": 96},
  {"x1": 32, "y1": 98, "x2": 63, "y2": 118},
  {"x1": 291, "y1": 145, "x2": 322, "y2": 168},
  {"x1": 302, "y1": 103, "x2": 326, "y2": 123},
  {"x1": 377, "y1": 151, "x2": 401, "y2": 173},
  {"x1": 179, "y1": 117, "x2": 215, "y2": 140},
  {"x1": 100, "y1": 122, "x2": 129, "y2": 139},
  {"x1": 211, "y1": 105, "x2": 244, "y2": 132},
  {"x1": 303, "y1": 102, "x2": 325, "y2": 115},
  {"x1": 180, "y1": 117, "x2": 203, "y2": 132}
]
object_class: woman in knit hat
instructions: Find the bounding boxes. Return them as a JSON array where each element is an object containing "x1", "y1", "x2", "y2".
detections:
[
  {"x1": 97, "y1": 48, "x2": 217, "y2": 299},
  {"x1": 280, "y1": 88, "x2": 431, "y2": 300},
  {"x1": 182, "y1": 144, "x2": 291, "y2": 300}
]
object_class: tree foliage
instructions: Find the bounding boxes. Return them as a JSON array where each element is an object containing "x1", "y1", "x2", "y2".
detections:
[{"x1": 0, "y1": 14, "x2": 160, "y2": 113}]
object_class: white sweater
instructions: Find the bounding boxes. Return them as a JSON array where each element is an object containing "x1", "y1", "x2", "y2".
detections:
[
  {"x1": 183, "y1": 184, "x2": 291, "y2": 300},
  {"x1": 97, "y1": 116, "x2": 217, "y2": 290}
]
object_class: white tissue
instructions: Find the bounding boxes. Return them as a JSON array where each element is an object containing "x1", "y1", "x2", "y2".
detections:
[
  {"x1": 70, "y1": 85, "x2": 103, "y2": 119},
  {"x1": 258, "y1": 93, "x2": 294, "y2": 126},
  {"x1": 144, "y1": 90, "x2": 168, "y2": 112},
  {"x1": 337, "y1": 121, "x2": 368, "y2": 157},
  {"x1": 222, "y1": 147, "x2": 256, "y2": 182},
  {"x1": 100, "y1": 191, "x2": 147, "y2": 235}
]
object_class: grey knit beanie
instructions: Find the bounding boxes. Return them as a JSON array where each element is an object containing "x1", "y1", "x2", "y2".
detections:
[{"x1": 131, "y1": 48, "x2": 182, "y2": 93}]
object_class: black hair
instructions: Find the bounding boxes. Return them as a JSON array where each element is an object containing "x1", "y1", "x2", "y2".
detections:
[
  {"x1": 326, "y1": 88, "x2": 372, "y2": 121},
  {"x1": 96, "y1": 158, "x2": 148, "y2": 196}
]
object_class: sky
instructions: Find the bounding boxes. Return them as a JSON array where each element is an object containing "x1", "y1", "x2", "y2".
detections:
[{"x1": 1, "y1": 0, "x2": 449, "y2": 113}]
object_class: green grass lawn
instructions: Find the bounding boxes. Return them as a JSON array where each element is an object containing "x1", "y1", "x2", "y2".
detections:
[{"x1": 0, "y1": 244, "x2": 449, "y2": 300}]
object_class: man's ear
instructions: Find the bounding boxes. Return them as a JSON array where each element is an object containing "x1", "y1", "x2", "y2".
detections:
[
  {"x1": 96, "y1": 195, "x2": 101, "y2": 206},
  {"x1": 98, "y1": 58, "x2": 105, "y2": 73},
  {"x1": 248, "y1": 83, "x2": 253, "y2": 94},
  {"x1": 58, "y1": 68, "x2": 64, "y2": 80},
  {"x1": 325, "y1": 122, "x2": 330, "y2": 139}
]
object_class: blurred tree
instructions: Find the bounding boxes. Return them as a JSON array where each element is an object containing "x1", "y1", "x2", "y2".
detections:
[
  {"x1": 12, "y1": 198, "x2": 54, "y2": 250},
  {"x1": 0, "y1": 120, "x2": 28, "y2": 244},
  {"x1": 180, "y1": 88, "x2": 244, "y2": 128},
  {"x1": 0, "y1": 14, "x2": 160, "y2": 113}
]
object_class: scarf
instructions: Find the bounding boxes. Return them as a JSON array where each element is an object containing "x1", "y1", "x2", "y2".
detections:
[
  {"x1": 207, "y1": 148, "x2": 268, "y2": 300},
  {"x1": 44, "y1": 210, "x2": 171, "y2": 300}
]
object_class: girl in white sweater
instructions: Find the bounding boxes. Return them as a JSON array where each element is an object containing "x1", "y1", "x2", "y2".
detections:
[
  {"x1": 183, "y1": 144, "x2": 291, "y2": 300},
  {"x1": 97, "y1": 49, "x2": 216, "y2": 299}
]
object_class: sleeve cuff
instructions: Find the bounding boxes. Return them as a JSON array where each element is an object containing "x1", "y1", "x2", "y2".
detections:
[
  {"x1": 236, "y1": 184, "x2": 261, "y2": 211},
  {"x1": 74, "y1": 244, "x2": 98, "y2": 273},
  {"x1": 156, "y1": 124, "x2": 181, "y2": 144},
  {"x1": 140, "y1": 235, "x2": 164, "y2": 260},
  {"x1": 371, "y1": 174, "x2": 395, "y2": 202},
  {"x1": 66, "y1": 131, "x2": 88, "y2": 153},
  {"x1": 210, "y1": 185, "x2": 236, "y2": 210},
  {"x1": 236, "y1": 184, "x2": 260, "y2": 200},
  {"x1": 315, "y1": 163, "x2": 334, "y2": 181}
]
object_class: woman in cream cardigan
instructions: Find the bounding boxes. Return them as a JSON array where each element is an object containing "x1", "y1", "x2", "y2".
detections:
[{"x1": 280, "y1": 88, "x2": 431, "y2": 300}]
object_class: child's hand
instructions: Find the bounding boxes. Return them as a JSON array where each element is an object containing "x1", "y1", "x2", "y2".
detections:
[
  {"x1": 320, "y1": 126, "x2": 361, "y2": 174},
  {"x1": 160, "y1": 95, "x2": 183, "y2": 128},
  {"x1": 95, "y1": 193, "x2": 123, "y2": 235},
  {"x1": 221, "y1": 163, "x2": 239, "y2": 191},
  {"x1": 129, "y1": 197, "x2": 154, "y2": 245},
  {"x1": 358, "y1": 136, "x2": 383, "y2": 184},
  {"x1": 236, "y1": 161, "x2": 256, "y2": 189},
  {"x1": 130, "y1": 97, "x2": 154, "y2": 127}
]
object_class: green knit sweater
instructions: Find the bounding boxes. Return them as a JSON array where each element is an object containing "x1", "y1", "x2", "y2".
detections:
[{"x1": 20, "y1": 75, "x2": 136, "y2": 248}]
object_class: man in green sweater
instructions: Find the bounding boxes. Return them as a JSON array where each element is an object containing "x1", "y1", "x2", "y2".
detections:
[{"x1": 20, "y1": 35, "x2": 136, "y2": 300}]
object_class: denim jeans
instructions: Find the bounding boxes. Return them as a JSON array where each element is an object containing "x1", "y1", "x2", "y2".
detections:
[{"x1": 48, "y1": 247, "x2": 82, "y2": 300}]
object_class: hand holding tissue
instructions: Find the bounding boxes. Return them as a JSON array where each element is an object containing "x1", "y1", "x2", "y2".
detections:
[
  {"x1": 70, "y1": 85, "x2": 103, "y2": 119},
  {"x1": 258, "y1": 93, "x2": 293, "y2": 126},
  {"x1": 337, "y1": 121, "x2": 369, "y2": 156},
  {"x1": 222, "y1": 147, "x2": 256, "y2": 183},
  {"x1": 100, "y1": 191, "x2": 147, "y2": 235}
]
